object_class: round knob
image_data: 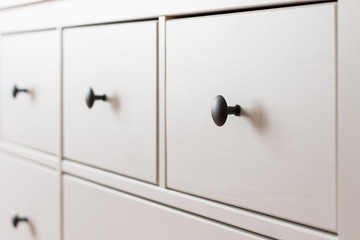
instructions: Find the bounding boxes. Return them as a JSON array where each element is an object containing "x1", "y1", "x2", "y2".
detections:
[
  {"x1": 85, "y1": 88, "x2": 106, "y2": 108},
  {"x1": 12, "y1": 85, "x2": 28, "y2": 98},
  {"x1": 211, "y1": 95, "x2": 241, "y2": 126},
  {"x1": 12, "y1": 212, "x2": 28, "y2": 228}
]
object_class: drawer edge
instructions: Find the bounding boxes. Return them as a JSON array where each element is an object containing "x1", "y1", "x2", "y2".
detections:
[
  {"x1": 0, "y1": 139, "x2": 58, "y2": 169},
  {"x1": 63, "y1": 159, "x2": 338, "y2": 240}
]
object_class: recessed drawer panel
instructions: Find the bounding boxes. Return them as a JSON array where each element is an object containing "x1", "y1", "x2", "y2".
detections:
[
  {"x1": 63, "y1": 21, "x2": 157, "y2": 183},
  {"x1": 64, "y1": 175, "x2": 267, "y2": 240},
  {"x1": 1, "y1": 30, "x2": 60, "y2": 154},
  {"x1": 166, "y1": 4, "x2": 336, "y2": 231},
  {"x1": 0, "y1": 152, "x2": 60, "y2": 240}
]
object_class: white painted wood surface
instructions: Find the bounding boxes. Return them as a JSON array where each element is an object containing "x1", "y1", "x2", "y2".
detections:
[
  {"x1": 63, "y1": 159, "x2": 337, "y2": 240},
  {"x1": 63, "y1": 174, "x2": 269, "y2": 240},
  {"x1": 63, "y1": 21, "x2": 157, "y2": 183},
  {"x1": 158, "y1": 16, "x2": 167, "y2": 187},
  {"x1": 166, "y1": 4, "x2": 336, "y2": 231},
  {"x1": 0, "y1": 0, "x2": 45, "y2": 9},
  {"x1": 0, "y1": 139, "x2": 58, "y2": 169},
  {"x1": 338, "y1": 0, "x2": 360, "y2": 239},
  {"x1": 0, "y1": 152, "x2": 60, "y2": 240},
  {"x1": 0, "y1": 1, "x2": 350, "y2": 239},
  {"x1": 0, "y1": 0, "x2": 330, "y2": 33},
  {"x1": 1, "y1": 30, "x2": 60, "y2": 155}
]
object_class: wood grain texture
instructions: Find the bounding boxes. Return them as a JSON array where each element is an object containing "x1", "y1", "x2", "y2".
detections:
[
  {"x1": 166, "y1": 4, "x2": 336, "y2": 231},
  {"x1": 0, "y1": 30, "x2": 60, "y2": 155},
  {"x1": 63, "y1": 159, "x2": 337, "y2": 240},
  {"x1": 0, "y1": 152, "x2": 60, "y2": 240},
  {"x1": 338, "y1": 0, "x2": 360, "y2": 239},
  {"x1": 63, "y1": 21, "x2": 157, "y2": 183},
  {"x1": 63, "y1": 174, "x2": 269, "y2": 240}
]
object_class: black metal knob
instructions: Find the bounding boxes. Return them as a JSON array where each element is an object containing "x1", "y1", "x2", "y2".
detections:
[
  {"x1": 12, "y1": 213, "x2": 28, "y2": 228},
  {"x1": 211, "y1": 95, "x2": 241, "y2": 126},
  {"x1": 12, "y1": 85, "x2": 28, "y2": 98},
  {"x1": 85, "y1": 88, "x2": 106, "y2": 108}
]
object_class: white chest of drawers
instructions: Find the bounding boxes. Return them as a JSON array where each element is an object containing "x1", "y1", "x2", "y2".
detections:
[{"x1": 0, "y1": 0, "x2": 359, "y2": 240}]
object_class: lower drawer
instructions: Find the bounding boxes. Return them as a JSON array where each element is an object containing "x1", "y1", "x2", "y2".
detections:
[
  {"x1": 0, "y1": 152, "x2": 60, "y2": 240},
  {"x1": 64, "y1": 175, "x2": 268, "y2": 240}
]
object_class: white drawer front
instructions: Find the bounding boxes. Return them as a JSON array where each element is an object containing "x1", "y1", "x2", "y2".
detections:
[
  {"x1": 166, "y1": 4, "x2": 336, "y2": 231},
  {"x1": 64, "y1": 175, "x2": 267, "y2": 240},
  {"x1": 63, "y1": 21, "x2": 157, "y2": 183},
  {"x1": 1, "y1": 30, "x2": 60, "y2": 154},
  {"x1": 0, "y1": 152, "x2": 60, "y2": 240}
]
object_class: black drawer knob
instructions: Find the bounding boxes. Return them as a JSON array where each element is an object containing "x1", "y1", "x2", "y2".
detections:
[
  {"x1": 211, "y1": 95, "x2": 241, "y2": 126},
  {"x1": 12, "y1": 85, "x2": 28, "y2": 98},
  {"x1": 85, "y1": 88, "x2": 106, "y2": 108},
  {"x1": 12, "y1": 213, "x2": 28, "y2": 228}
]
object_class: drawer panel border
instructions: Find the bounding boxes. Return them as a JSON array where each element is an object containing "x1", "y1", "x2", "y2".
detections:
[
  {"x1": 63, "y1": 159, "x2": 337, "y2": 240},
  {"x1": 0, "y1": 140, "x2": 58, "y2": 169}
]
